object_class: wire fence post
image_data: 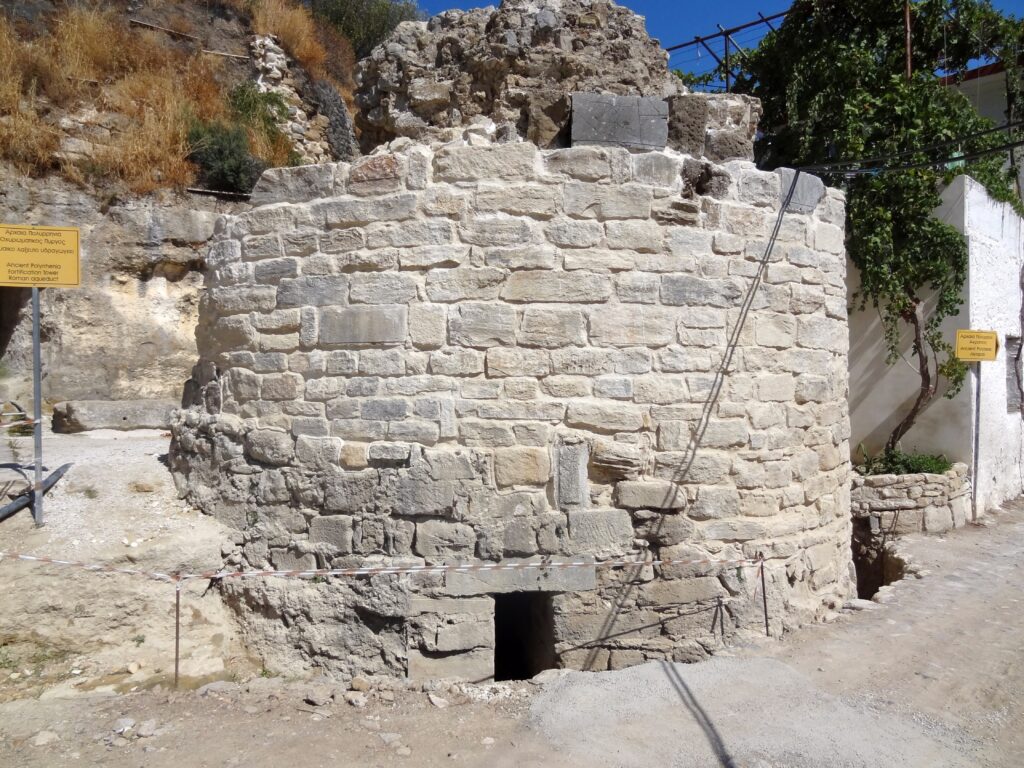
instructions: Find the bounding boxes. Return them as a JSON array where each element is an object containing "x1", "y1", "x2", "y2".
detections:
[
  {"x1": 759, "y1": 554, "x2": 769, "y2": 637},
  {"x1": 174, "y1": 577, "x2": 182, "y2": 690}
]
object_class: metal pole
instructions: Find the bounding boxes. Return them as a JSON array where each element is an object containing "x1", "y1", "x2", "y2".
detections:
[
  {"x1": 971, "y1": 361, "x2": 982, "y2": 519},
  {"x1": 724, "y1": 35, "x2": 731, "y2": 92},
  {"x1": 174, "y1": 581, "x2": 181, "y2": 689},
  {"x1": 904, "y1": 0, "x2": 912, "y2": 80},
  {"x1": 31, "y1": 287, "x2": 43, "y2": 527},
  {"x1": 716, "y1": 596, "x2": 725, "y2": 641},
  {"x1": 759, "y1": 558, "x2": 769, "y2": 637}
]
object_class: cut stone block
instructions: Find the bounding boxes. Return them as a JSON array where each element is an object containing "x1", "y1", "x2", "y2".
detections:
[
  {"x1": 406, "y1": 648, "x2": 494, "y2": 682},
  {"x1": 555, "y1": 439, "x2": 590, "y2": 510},
  {"x1": 444, "y1": 556, "x2": 597, "y2": 596},
  {"x1": 52, "y1": 400, "x2": 177, "y2": 432},
  {"x1": 776, "y1": 168, "x2": 825, "y2": 215},
  {"x1": 571, "y1": 93, "x2": 668, "y2": 151},
  {"x1": 567, "y1": 509, "x2": 635, "y2": 558},
  {"x1": 616, "y1": 480, "x2": 686, "y2": 510},
  {"x1": 320, "y1": 305, "x2": 408, "y2": 344}
]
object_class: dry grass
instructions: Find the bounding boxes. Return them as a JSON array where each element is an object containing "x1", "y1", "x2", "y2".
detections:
[
  {"x1": 1, "y1": 0, "x2": 350, "y2": 190},
  {"x1": 247, "y1": 0, "x2": 328, "y2": 77},
  {"x1": 316, "y1": 23, "x2": 357, "y2": 103},
  {"x1": 247, "y1": 123, "x2": 296, "y2": 167},
  {"x1": 0, "y1": 18, "x2": 59, "y2": 174},
  {"x1": 0, "y1": 6, "x2": 219, "y2": 191},
  {"x1": 97, "y1": 58, "x2": 232, "y2": 194},
  {"x1": 0, "y1": 102, "x2": 60, "y2": 176}
]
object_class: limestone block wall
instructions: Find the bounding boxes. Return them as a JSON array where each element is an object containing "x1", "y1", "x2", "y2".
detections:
[
  {"x1": 851, "y1": 464, "x2": 970, "y2": 535},
  {"x1": 170, "y1": 138, "x2": 854, "y2": 679}
]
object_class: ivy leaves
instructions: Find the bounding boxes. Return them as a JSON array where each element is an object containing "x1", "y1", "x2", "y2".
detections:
[{"x1": 728, "y1": 0, "x2": 1021, "y2": 447}]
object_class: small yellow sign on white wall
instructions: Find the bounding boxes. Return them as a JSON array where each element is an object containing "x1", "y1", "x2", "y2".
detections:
[
  {"x1": 955, "y1": 329, "x2": 999, "y2": 362},
  {"x1": 0, "y1": 224, "x2": 80, "y2": 287}
]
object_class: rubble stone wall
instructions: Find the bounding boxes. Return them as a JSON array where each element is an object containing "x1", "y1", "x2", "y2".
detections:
[
  {"x1": 353, "y1": 0, "x2": 763, "y2": 161},
  {"x1": 355, "y1": 0, "x2": 674, "y2": 151},
  {"x1": 170, "y1": 137, "x2": 854, "y2": 680},
  {"x1": 851, "y1": 464, "x2": 971, "y2": 535},
  {"x1": 250, "y1": 35, "x2": 359, "y2": 165}
]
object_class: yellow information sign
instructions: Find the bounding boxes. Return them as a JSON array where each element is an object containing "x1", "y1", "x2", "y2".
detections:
[
  {"x1": 955, "y1": 329, "x2": 999, "y2": 362},
  {"x1": 0, "y1": 224, "x2": 80, "y2": 287}
]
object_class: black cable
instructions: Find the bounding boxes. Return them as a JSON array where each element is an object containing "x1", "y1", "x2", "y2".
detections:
[
  {"x1": 799, "y1": 136, "x2": 1024, "y2": 175},
  {"x1": 789, "y1": 120, "x2": 1024, "y2": 172}
]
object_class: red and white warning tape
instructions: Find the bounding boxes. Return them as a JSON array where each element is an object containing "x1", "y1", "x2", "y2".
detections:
[
  {"x1": 0, "y1": 550, "x2": 761, "y2": 585},
  {"x1": 0, "y1": 551, "x2": 179, "y2": 582}
]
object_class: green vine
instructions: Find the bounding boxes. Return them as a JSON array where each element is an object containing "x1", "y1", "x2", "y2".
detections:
[{"x1": 719, "y1": 0, "x2": 1023, "y2": 450}]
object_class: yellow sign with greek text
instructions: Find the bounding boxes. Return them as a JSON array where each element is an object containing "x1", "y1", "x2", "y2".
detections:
[
  {"x1": 955, "y1": 329, "x2": 999, "y2": 362},
  {"x1": 0, "y1": 224, "x2": 80, "y2": 287}
]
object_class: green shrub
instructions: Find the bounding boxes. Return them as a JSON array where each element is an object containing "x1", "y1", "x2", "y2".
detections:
[
  {"x1": 228, "y1": 82, "x2": 288, "y2": 133},
  {"x1": 856, "y1": 445, "x2": 953, "y2": 476},
  {"x1": 311, "y1": 0, "x2": 422, "y2": 58},
  {"x1": 187, "y1": 121, "x2": 266, "y2": 193}
]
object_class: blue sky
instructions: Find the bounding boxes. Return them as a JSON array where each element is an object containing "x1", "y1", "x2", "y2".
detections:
[{"x1": 419, "y1": 0, "x2": 1024, "y2": 80}]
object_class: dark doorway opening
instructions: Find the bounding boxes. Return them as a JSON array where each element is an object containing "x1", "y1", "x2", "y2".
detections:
[
  {"x1": 851, "y1": 518, "x2": 907, "y2": 598},
  {"x1": 493, "y1": 592, "x2": 556, "y2": 681}
]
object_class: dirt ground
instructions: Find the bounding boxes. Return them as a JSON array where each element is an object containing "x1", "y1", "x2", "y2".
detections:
[{"x1": 1, "y1": 429, "x2": 1022, "y2": 767}]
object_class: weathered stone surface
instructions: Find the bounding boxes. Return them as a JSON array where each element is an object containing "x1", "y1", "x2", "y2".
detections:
[
  {"x1": 354, "y1": 0, "x2": 674, "y2": 151},
  {"x1": 567, "y1": 509, "x2": 634, "y2": 558},
  {"x1": 433, "y1": 144, "x2": 538, "y2": 182},
  {"x1": 776, "y1": 168, "x2": 825, "y2": 215},
  {"x1": 320, "y1": 306, "x2": 408, "y2": 345},
  {"x1": 251, "y1": 164, "x2": 335, "y2": 206},
  {"x1": 661, "y1": 275, "x2": 743, "y2": 308},
  {"x1": 571, "y1": 93, "x2": 668, "y2": 151},
  {"x1": 494, "y1": 447, "x2": 551, "y2": 487},
  {"x1": 502, "y1": 272, "x2": 612, "y2": 303},
  {"x1": 52, "y1": 399, "x2": 177, "y2": 432},
  {"x1": 589, "y1": 306, "x2": 675, "y2": 347},
  {"x1": 407, "y1": 648, "x2": 494, "y2": 682},
  {"x1": 415, "y1": 520, "x2": 477, "y2": 559},
  {"x1": 309, "y1": 516, "x2": 354, "y2": 553},
  {"x1": 444, "y1": 556, "x2": 596, "y2": 596},
  {"x1": 555, "y1": 439, "x2": 590, "y2": 510},
  {"x1": 448, "y1": 303, "x2": 517, "y2": 348},
  {"x1": 518, "y1": 307, "x2": 587, "y2": 348},
  {"x1": 277, "y1": 276, "x2": 348, "y2": 308},
  {"x1": 244, "y1": 429, "x2": 294, "y2": 466},
  {"x1": 590, "y1": 441, "x2": 642, "y2": 480},
  {"x1": 616, "y1": 480, "x2": 686, "y2": 510},
  {"x1": 567, "y1": 403, "x2": 645, "y2": 433}
]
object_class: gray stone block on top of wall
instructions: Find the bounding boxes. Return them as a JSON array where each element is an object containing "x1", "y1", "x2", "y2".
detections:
[
  {"x1": 571, "y1": 93, "x2": 668, "y2": 151},
  {"x1": 776, "y1": 168, "x2": 825, "y2": 215}
]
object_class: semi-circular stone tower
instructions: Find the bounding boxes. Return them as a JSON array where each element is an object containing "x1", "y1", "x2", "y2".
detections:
[{"x1": 170, "y1": 134, "x2": 854, "y2": 680}]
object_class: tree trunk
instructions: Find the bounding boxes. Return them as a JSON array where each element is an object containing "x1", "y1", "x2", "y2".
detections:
[{"x1": 885, "y1": 298, "x2": 937, "y2": 454}]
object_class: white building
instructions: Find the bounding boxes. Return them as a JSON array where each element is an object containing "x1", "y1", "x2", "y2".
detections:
[
  {"x1": 948, "y1": 62, "x2": 1024, "y2": 194},
  {"x1": 849, "y1": 175, "x2": 1024, "y2": 514}
]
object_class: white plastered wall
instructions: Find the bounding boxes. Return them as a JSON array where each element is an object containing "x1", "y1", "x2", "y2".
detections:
[{"x1": 849, "y1": 175, "x2": 1024, "y2": 513}]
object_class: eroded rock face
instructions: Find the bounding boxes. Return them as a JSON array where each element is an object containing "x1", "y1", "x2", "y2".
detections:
[
  {"x1": 0, "y1": 166, "x2": 246, "y2": 406},
  {"x1": 354, "y1": 0, "x2": 676, "y2": 151}
]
